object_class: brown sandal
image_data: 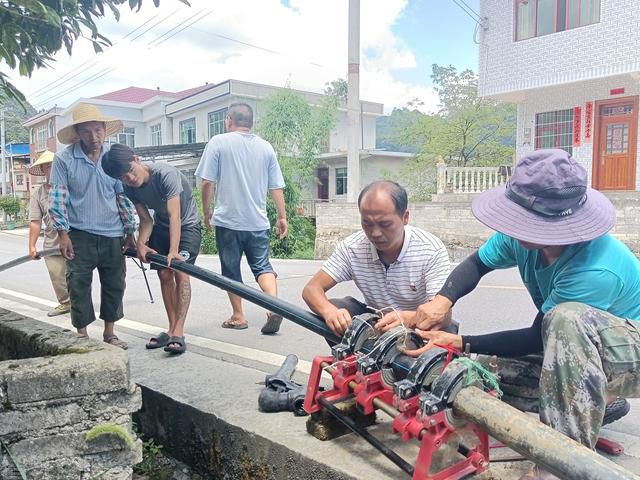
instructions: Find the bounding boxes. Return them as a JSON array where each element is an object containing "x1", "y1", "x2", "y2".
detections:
[
  {"x1": 221, "y1": 319, "x2": 248, "y2": 330},
  {"x1": 103, "y1": 335, "x2": 129, "y2": 350}
]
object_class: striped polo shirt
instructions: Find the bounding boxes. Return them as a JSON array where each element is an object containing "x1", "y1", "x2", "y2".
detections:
[{"x1": 323, "y1": 226, "x2": 451, "y2": 311}]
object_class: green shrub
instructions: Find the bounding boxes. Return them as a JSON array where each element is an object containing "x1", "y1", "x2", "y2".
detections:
[{"x1": 0, "y1": 196, "x2": 22, "y2": 221}]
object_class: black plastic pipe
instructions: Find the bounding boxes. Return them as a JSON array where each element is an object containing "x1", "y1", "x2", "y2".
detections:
[{"x1": 123, "y1": 249, "x2": 341, "y2": 344}]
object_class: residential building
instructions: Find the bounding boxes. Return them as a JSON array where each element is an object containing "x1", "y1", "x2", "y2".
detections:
[
  {"x1": 24, "y1": 79, "x2": 411, "y2": 204},
  {"x1": 478, "y1": 0, "x2": 640, "y2": 191}
]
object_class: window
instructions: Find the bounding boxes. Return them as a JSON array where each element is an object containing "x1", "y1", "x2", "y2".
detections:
[
  {"x1": 208, "y1": 108, "x2": 227, "y2": 138},
  {"x1": 36, "y1": 125, "x2": 47, "y2": 151},
  {"x1": 180, "y1": 118, "x2": 196, "y2": 144},
  {"x1": 15, "y1": 174, "x2": 24, "y2": 186},
  {"x1": 535, "y1": 109, "x2": 574, "y2": 154},
  {"x1": 107, "y1": 127, "x2": 136, "y2": 147},
  {"x1": 515, "y1": 0, "x2": 600, "y2": 41},
  {"x1": 150, "y1": 124, "x2": 162, "y2": 146},
  {"x1": 47, "y1": 119, "x2": 54, "y2": 138},
  {"x1": 335, "y1": 167, "x2": 347, "y2": 196}
]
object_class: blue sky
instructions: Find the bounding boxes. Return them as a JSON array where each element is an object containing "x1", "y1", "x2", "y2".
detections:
[
  {"x1": 3, "y1": 0, "x2": 483, "y2": 113},
  {"x1": 391, "y1": 0, "x2": 481, "y2": 85}
]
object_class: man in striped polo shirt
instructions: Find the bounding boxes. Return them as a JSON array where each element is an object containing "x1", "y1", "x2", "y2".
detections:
[{"x1": 303, "y1": 181, "x2": 451, "y2": 337}]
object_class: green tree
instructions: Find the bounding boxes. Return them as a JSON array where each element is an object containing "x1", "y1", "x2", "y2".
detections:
[
  {"x1": 426, "y1": 64, "x2": 516, "y2": 168},
  {"x1": 384, "y1": 65, "x2": 516, "y2": 200},
  {"x1": 256, "y1": 87, "x2": 339, "y2": 258},
  {"x1": 0, "y1": 0, "x2": 189, "y2": 104}
]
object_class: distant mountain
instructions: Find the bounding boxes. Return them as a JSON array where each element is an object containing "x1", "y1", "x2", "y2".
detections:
[
  {"x1": 376, "y1": 112, "x2": 420, "y2": 153},
  {"x1": 0, "y1": 97, "x2": 36, "y2": 144}
]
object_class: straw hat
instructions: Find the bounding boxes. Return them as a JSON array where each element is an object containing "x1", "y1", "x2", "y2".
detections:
[
  {"x1": 57, "y1": 103, "x2": 123, "y2": 145},
  {"x1": 28, "y1": 150, "x2": 55, "y2": 176}
]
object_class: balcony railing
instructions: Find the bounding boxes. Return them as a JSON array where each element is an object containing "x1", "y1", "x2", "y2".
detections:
[
  {"x1": 297, "y1": 199, "x2": 331, "y2": 218},
  {"x1": 436, "y1": 164, "x2": 512, "y2": 194}
]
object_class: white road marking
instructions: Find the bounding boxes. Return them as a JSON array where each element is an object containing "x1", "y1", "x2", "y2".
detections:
[{"x1": 0, "y1": 286, "x2": 316, "y2": 375}]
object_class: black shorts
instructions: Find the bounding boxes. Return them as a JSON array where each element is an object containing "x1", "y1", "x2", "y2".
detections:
[{"x1": 148, "y1": 223, "x2": 201, "y2": 270}]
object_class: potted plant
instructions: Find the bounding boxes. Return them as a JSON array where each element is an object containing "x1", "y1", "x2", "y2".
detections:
[{"x1": 0, "y1": 196, "x2": 22, "y2": 229}]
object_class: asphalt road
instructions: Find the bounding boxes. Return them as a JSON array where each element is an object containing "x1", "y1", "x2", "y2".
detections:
[{"x1": 0, "y1": 227, "x2": 537, "y2": 362}]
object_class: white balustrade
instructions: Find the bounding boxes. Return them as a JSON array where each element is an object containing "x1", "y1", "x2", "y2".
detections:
[{"x1": 437, "y1": 164, "x2": 511, "y2": 194}]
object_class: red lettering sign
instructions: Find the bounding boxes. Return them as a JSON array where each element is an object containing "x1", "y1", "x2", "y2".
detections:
[
  {"x1": 584, "y1": 101, "x2": 593, "y2": 141},
  {"x1": 573, "y1": 106, "x2": 582, "y2": 147},
  {"x1": 610, "y1": 88, "x2": 625, "y2": 96}
]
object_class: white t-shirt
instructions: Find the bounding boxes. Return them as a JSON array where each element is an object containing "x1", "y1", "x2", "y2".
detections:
[
  {"x1": 323, "y1": 226, "x2": 451, "y2": 311},
  {"x1": 196, "y1": 131, "x2": 285, "y2": 231}
]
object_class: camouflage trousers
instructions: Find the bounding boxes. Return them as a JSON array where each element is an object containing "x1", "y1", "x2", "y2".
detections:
[{"x1": 479, "y1": 302, "x2": 640, "y2": 449}]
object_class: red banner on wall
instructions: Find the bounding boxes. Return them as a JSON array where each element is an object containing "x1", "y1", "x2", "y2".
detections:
[
  {"x1": 573, "y1": 106, "x2": 582, "y2": 147},
  {"x1": 584, "y1": 101, "x2": 593, "y2": 141}
]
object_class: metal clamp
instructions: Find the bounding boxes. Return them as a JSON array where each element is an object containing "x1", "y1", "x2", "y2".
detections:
[
  {"x1": 393, "y1": 346, "x2": 449, "y2": 400},
  {"x1": 331, "y1": 312, "x2": 380, "y2": 360},
  {"x1": 357, "y1": 327, "x2": 423, "y2": 376}
]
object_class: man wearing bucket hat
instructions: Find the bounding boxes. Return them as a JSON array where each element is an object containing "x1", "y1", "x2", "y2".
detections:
[
  {"x1": 28, "y1": 150, "x2": 71, "y2": 317},
  {"x1": 377, "y1": 149, "x2": 640, "y2": 479},
  {"x1": 48, "y1": 104, "x2": 137, "y2": 349}
]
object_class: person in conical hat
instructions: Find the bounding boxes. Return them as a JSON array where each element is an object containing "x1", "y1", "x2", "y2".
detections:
[
  {"x1": 28, "y1": 150, "x2": 71, "y2": 317},
  {"x1": 48, "y1": 103, "x2": 137, "y2": 349},
  {"x1": 376, "y1": 149, "x2": 640, "y2": 480}
]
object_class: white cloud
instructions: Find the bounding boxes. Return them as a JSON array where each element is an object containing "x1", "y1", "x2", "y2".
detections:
[{"x1": 3, "y1": 0, "x2": 439, "y2": 114}]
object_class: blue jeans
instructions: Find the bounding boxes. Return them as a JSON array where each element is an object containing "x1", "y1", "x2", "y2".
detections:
[{"x1": 215, "y1": 226, "x2": 275, "y2": 282}]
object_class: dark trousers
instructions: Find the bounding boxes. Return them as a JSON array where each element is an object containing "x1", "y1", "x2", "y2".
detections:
[{"x1": 66, "y1": 230, "x2": 126, "y2": 329}]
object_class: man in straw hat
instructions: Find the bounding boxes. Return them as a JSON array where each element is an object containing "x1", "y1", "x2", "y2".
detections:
[
  {"x1": 48, "y1": 103, "x2": 137, "y2": 349},
  {"x1": 28, "y1": 150, "x2": 70, "y2": 317},
  {"x1": 376, "y1": 149, "x2": 640, "y2": 479}
]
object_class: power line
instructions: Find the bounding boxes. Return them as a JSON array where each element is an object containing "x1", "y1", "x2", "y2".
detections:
[
  {"x1": 27, "y1": 13, "x2": 162, "y2": 98},
  {"x1": 149, "y1": 10, "x2": 212, "y2": 48},
  {"x1": 33, "y1": 67, "x2": 117, "y2": 108},
  {"x1": 28, "y1": 8, "x2": 182, "y2": 102},
  {"x1": 32, "y1": 10, "x2": 211, "y2": 107},
  {"x1": 146, "y1": 9, "x2": 209, "y2": 47},
  {"x1": 450, "y1": 0, "x2": 485, "y2": 27}
]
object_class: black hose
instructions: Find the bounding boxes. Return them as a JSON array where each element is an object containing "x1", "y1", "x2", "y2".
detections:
[{"x1": 123, "y1": 249, "x2": 341, "y2": 344}]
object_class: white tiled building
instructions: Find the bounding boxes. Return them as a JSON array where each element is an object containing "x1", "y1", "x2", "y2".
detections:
[
  {"x1": 479, "y1": 0, "x2": 640, "y2": 191},
  {"x1": 24, "y1": 80, "x2": 410, "y2": 202}
]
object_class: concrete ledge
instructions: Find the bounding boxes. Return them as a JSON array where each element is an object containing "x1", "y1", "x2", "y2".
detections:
[{"x1": 0, "y1": 308, "x2": 142, "y2": 480}]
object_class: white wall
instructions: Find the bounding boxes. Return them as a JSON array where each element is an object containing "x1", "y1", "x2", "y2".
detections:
[
  {"x1": 515, "y1": 76, "x2": 640, "y2": 190},
  {"x1": 479, "y1": 0, "x2": 640, "y2": 98}
]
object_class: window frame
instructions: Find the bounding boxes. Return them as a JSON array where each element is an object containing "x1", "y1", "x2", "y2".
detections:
[
  {"x1": 180, "y1": 118, "x2": 197, "y2": 144},
  {"x1": 207, "y1": 108, "x2": 227, "y2": 139},
  {"x1": 335, "y1": 167, "x2": 348, "y2": 196},
  {"x1": 534, "y1": 108, "x2": 574, "y2": 155},
  {"x1": 514, "y1": 0, "x2": 601, "y2": 41},
  {"x1": 35, "y1": 125, "x2": 47, "y2": 152},
  {"x1": 150, "y1": 124, "x2": 162, "y2": 146}
]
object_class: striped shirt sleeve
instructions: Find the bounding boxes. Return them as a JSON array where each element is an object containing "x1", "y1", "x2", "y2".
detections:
[
  {"x1": 116, "y1": 193, "x2": 138, "y2": 235},
  {"x1": 322, "y1": 239, "x2": 353, "y2": 283}
]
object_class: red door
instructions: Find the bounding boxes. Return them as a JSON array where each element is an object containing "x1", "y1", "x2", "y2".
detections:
[{"x1": 593, "y1": 96, "x2": 638, "y2": 190}]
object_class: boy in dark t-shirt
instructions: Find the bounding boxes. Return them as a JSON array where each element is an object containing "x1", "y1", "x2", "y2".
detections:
[{"x1": 103, "y1": 143, "x2": 201, "y2": 355}]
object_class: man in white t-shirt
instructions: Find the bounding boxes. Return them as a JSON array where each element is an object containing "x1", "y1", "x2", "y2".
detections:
[
  {"x1": 196, "y1": 103, "x2": 288, "y2": 335},
  {"x1": 303, "y1": 181, "x2": 452, "y2": 336}
]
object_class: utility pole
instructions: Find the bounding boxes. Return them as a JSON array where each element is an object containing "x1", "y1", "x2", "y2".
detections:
[{"x1": 346, "y1": 0, "x2": 361, "y2": 203}]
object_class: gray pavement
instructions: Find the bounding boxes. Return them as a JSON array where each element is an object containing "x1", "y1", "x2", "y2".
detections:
[{"x1": 0, "y1": 227, "x2": 639, "y2": 477}]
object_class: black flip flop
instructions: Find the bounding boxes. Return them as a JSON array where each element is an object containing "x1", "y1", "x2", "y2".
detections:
[
  {"x1": 164, "y1": 336, "x2": 186, "y2": 355},
  {"x1": 146, "y1": 332, "x2": 170, "y2": 349}
]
